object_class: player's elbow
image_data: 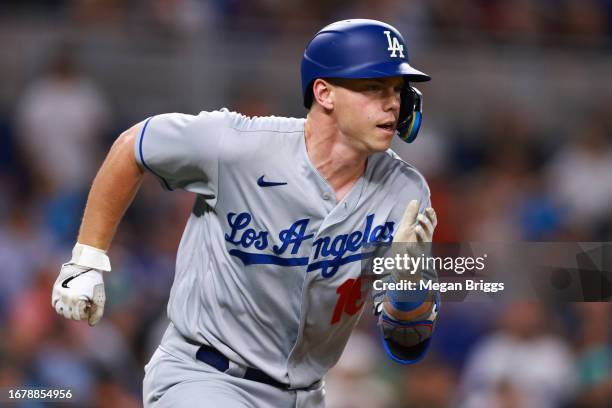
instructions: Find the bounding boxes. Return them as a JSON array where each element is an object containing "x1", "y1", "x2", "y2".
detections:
[{"x1": 110, "y1": 125, "x2": 144, "y2": 174}]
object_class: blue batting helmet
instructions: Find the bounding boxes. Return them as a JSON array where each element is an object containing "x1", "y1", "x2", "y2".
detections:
[{"x1": 301, "y1": 19, "x2": 430, "y2": 143}]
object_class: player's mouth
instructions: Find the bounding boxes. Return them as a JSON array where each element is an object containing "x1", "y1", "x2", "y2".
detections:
[{"x1": 376, "y1": 122, "x2": 396, "y2": 135}]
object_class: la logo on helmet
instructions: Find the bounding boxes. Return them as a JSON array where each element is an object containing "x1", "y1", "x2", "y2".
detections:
[{"x1": 383, "y1": 30, "x2": 404, "y2": 58}]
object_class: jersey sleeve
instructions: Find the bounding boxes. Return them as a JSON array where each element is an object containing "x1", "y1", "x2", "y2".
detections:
[
  {"x1": 134, "y1": 110, "x2": 231, "y2": 199},
  {"x1": 376, "y1": 175, "x2": 440, "y2": 364}
]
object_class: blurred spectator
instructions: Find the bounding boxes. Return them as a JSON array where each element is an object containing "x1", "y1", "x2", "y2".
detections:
[
  {"x1": 326, "y1": 329, "x2": 395, "y2": 408},
  {"x1": 5, "y1": 271, "x2": 56, "y2": 359},
  {"x1": 150, "y1": 0, "x2": 214, "y2": 35},
  {"x1": 563, "y1": 0, "x2": 609, "y2": 38},
  {"x1": 431, "y1": 303, "x2": 499, "y2": 371},
  {"x1": 399, "y1": 359, "x2": 456, "y2": 408},
  {"x1": 391, "y1": 127, "x2": 449, "y2": 179},
  {"x1": 15, "y1": 43, "x2": 111, "y2": 195},
  {"x1": 15, "y1": 43, "x2": 112, "y2": 243},
  {"x1": 546, "y1": 121, "x2": 612, "y2": 231},
  {"x1": 71, "y1": 0, "x2": 128, "y2": 26},
  {"x1": 458, "y1": 302, "x2": 576, "y2": 408},
  {"x1": 32, "y1": 339, "x2": 96, "y2": 404},
  {"x1": 94, "y1": 375, "x2": 142, "y2": 408},
  {"x1": 460, "y1": 173, "x2": 523, "y2": 241},
  {"x1": 571, "y1": 303, "x2": 612, "y2": 408},
  {"x1": 515, "y1": 174, "x2": 563, "y2": 240},
  {"x1": 229, "y1": 81, "x2": 274, "y2": 117},
  {"x1": 0, "y1": 353, "x2": 25, "y2": 391},
  {"x1": 0, "y1": 199, "x2": 53, "y2": 318}
]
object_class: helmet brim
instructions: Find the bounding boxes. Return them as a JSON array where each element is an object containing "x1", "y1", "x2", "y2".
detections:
[
  {"x1": 337, "y1": 61, "x2": 431, "y2": 82},
  {"x1": 302, "y1": 61, "x2": 430, "y2": 107}
]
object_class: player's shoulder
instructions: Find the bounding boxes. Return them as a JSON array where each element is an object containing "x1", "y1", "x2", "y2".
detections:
[
  {"x1": 370, "y1": 148, "x2": 430, "y2": 195},
  {"x1": 203, "y1": 108, "x2": 305, "y2": 135},
  {"x1": 230, "y1": 111, "x2": 305, "y2": 135},
  {"x1": 149, "y1": 108, "x2": 304, "y2": 134}
]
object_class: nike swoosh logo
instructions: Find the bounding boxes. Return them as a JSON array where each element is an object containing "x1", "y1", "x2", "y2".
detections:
[
  {"x1": 61, "y1": 269, "x2": 91, "y2": 288},
  {"x1": 257, "y1": 175, "x2": 287, "y2": 187}
]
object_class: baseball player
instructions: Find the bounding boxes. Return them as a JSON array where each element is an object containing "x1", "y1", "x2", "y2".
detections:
[{"x1": 51, "y1": 19, "x2": 439, "y2": 407}]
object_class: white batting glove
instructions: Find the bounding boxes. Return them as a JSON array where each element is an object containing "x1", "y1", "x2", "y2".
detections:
[
  {"x1": 381, "y1": 200, "x2": 438, "y2": 313},
  {"x1": 52, "y1": 243, "x2": 111, "y2": 326},
  {"x1": 393, "y1": 199, "x2": 437, "y2": 243},
  {"x1": 391, "y1": 199, "x2": 437, "y2": 281}
]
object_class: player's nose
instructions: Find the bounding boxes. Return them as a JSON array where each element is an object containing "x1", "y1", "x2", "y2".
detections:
[{"x1": 383, "y1": 88, "x2": 401, "y2": 115}]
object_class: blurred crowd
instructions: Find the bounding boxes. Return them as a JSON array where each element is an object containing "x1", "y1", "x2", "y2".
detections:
[
  {"x1": 1, "y1": 2, "x2": 611, "y2": 408},
  {"x1": 1, "y1": 0, "x2": 612, "y2": 44}
]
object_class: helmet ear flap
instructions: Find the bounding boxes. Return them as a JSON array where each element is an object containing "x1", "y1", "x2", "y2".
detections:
[{"x1": 396, "y1": 86, "x2": 423, "y2": 143}]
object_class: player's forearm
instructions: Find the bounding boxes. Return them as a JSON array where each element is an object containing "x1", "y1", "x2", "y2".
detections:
[{"x1": 78, "y1": 126, "x2": 144, "y2": 250}]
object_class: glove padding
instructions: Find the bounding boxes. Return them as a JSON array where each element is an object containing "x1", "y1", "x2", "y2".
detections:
[{"x1": 52, "y1": 243, "x2": 110, "y2": 326}]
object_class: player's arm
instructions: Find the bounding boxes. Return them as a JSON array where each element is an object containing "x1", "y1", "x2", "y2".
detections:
[
  {"x1": 51, "y1": 125, "x2": 145, "y2": 326},
  {"x1": 79, "y1": 125, "x2": 144, "y2": 249},
  {"x1": 378, "y1": 200, "x2": 440, "y2": 364}
]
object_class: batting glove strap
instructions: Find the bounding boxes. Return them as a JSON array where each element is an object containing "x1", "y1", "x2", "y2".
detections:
[{"x1": 71, "y1": 243, "x2": 111, "y2": 272}]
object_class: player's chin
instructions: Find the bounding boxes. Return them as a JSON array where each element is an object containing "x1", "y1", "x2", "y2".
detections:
[{"x1": 370, "y1": 127, "x2": 394, "y2": 151}]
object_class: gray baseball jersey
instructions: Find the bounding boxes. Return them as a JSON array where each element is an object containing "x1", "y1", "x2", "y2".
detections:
[{"x1": 135, "y1": 109, "x2": 431, "y2": 391}]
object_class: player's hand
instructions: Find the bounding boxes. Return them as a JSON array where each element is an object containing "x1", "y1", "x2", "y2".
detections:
[
  {"x1": 391, "y1": 199, "x2": 437, "y2": 281},
  {"x1": 384, "y1": 200, "x2": 438, "y2": 317},
  {"x1": 393, "y1": 199, "x2": 437, "y2": 244},
  {"x1": 51, "y1": 243, "x2": 111, "y2": 326}
]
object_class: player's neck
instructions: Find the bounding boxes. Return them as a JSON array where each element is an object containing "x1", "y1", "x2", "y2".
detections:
[{"x1": 304, "y1": 115, "x2": 367, "y2": 201}]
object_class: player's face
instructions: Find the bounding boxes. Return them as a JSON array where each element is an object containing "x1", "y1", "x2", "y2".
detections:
[{"x1": 330, "y1": 76, "x2": 404, "y2": 153}]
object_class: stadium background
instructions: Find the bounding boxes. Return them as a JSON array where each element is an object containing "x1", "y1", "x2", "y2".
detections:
[{"x1": 0, "y1": 1, "x2": 610, "y2": 407}]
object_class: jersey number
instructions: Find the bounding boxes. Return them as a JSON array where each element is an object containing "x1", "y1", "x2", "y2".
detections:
[{"x1": 331, "y1": 278, "x2": 364, "y2": 324}]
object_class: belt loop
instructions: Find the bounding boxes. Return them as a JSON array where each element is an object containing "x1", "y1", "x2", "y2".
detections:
[
  {"x1": 196, "y1": 344, "x2": 296, "y2": 390},
  {"x1": 226, "y1": 359, "x2": 247, "y2": 378}
]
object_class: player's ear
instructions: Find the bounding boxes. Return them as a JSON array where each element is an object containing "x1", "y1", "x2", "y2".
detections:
[{"x1": 312, "y1": 79, "x2": 334, "y2": 110}]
